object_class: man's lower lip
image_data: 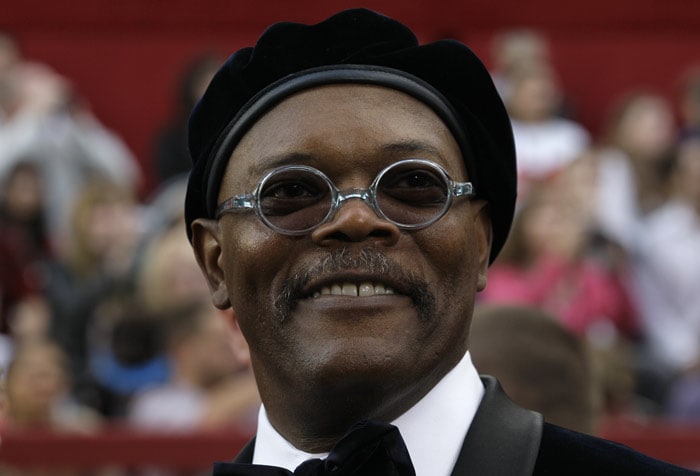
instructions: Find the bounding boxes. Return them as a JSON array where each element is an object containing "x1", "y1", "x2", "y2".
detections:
[
  {"x1": 299, "y1": 293, "x2": 408, "y2": 304},
  {"x1": 293, "y1": 295, "x2": 412, "y2": 320},
  {"x1": 295, "y1": 294, "x2": 409, "y2": 311}
]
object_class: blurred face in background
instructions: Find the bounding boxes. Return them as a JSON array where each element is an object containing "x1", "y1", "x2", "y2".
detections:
[
  {"x1": 521, "y1": 184, "x2": 587, "y2": 261},
  {"x1": 613, "y1": 94, "x2": 675, "y2": 163},
  {"x1": 70, "y1": 179, "x2": 141, "y2": 275},
  {"x1": 190, "y1": 309, "x2": 240, "y2": 388},
  {"x1": 492, "y1": 29, "x2": 549, "y2": 75},
  {"x1": 5, "y1": 341, "x2": 69, "y2": 427},
  {"x1": 1, "y1": 161, "x2": 43, "y2": 223},
  {"x1": 84, "y1": 201, "x2": 139, "y2": 259},
  {"x1": 506, "y1": 63, "x2": 562, "y2": 122},
  {"x1": 139, "y1": 221, "x2": 212, "y2": 313}
]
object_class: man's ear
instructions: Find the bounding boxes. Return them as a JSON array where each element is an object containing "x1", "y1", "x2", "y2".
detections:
[
  {"x1": 191, "y1": 218, "x2": 231, "y2": 309},
  {"x1": 473, "y1": 202, "x2": 493, "y2": 292}
]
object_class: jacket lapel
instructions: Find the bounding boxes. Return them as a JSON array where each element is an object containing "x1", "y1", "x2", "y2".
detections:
[
  {"x1": 233, "y1": 437, "x2": 256, "y2": 464},
  {"x1": 450, "y1": 376, "x2": 542, "y2": 476}
]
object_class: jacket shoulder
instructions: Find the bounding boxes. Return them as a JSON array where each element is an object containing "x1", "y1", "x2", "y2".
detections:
[{"x1": 533, "y1": 423, "x2": 698, "y2": 475}]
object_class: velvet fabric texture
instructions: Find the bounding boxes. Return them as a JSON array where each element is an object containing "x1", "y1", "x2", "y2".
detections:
[
  {"x1": 532, "y1": 423, "x2": 699, "y2": 475},
  {"x1": 184, "y1": 8, "x2": 516, "y2": 262}
]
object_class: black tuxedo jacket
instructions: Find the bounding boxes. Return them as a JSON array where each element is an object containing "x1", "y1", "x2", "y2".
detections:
[{"x1": 220, "y1": 376, "x2": 698, "y2": 475}]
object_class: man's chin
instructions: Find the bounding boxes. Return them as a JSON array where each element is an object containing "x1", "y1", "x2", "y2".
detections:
[{"x1": 305, "y1": 346, "x2": 420, "y2": 393}]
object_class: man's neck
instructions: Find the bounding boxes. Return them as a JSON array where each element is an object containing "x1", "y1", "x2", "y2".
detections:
[
  {"x1": 252, "y1": 351, "x2": 484, "y2": 476},
  {"x1": 261, "y1": 356, "x2": 463, "y2": 453}
]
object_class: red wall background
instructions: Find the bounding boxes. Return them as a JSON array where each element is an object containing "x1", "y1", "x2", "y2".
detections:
[{"x1": 2, "y1": 0, "x2": 699, "y2": 194}]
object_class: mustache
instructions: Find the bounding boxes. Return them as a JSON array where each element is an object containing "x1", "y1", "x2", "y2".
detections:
[{"x1": 273, "y1": 248, "x2": 436, "y2": 323}]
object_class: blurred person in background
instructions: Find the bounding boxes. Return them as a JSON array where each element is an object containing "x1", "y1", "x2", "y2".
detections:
[
  {"x1": 83, "y1": 178, "x2": 213, "y2": 417},
  {"x1": 470, "y1": 304, "x2": 601, "y2": 435},
  {"x1": 632, "y1": 131, "x2": 700, "y2": 412},
  {"x1": 505, "y1": 61, "x2": 590, "y2": 200},
  {"x1": 135, "y1": 176, "x2": 212, "y2": 314},
  {"x1": 0, "y1": 158, "x2": 52, "y2": 378},
  {"x1": 1, "y1": 338, "x2": 101, "y2": 432},
  {"x1": 0, "y1": 160, "x2": 50, "y2": 262},
  {"x1": 43, "y1": 177, "x2": 144, "y2": 413},
  {"x1": 479, "y1": 156, "x2": 644, "y2": 417},
  {"x1": 0, "y1": 160, "x2": 51, "y2": 333},
  {"x1": 489, "y1": 28, "x2": 551, "y2": 107},
  {"x1": 0, "y1": 338, "x2": 104, "y2": 476},
  {"x1": 0, "y1": 291, "x2": 52, "y2": 406},
  {"x1": 84, "y1": 296, "x2": 168, "y2": 419},
  {"x1": 0, "y1": 30, "x2": 142, "y2": 257},
  {"x1": 480, "y1": 161, "x2": 639, "y2": 341},
  {"x1": 151, "y1": 53, "x2": 221, "y2": 186},
  {"x1": 128, "y1": 301, "x2": 258, "y2": 433},
  {"x1": 137, "y1": 223, "x2": 209, "y2": 312},
  {"x1": 84, "y1": 177, "x2": 245, "y2": 419},
  {"x1": 594, "y1": 92, "x2": 677, "y2": 250},
  {"x1": 589, "y1": 91, "x2": 683, "y2": 408}
]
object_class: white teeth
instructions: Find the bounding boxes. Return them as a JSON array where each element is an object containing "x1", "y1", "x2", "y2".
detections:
[
  {"x1": 342, "y1": 283, "x2": 358, "y2": 296},
  {"x1": 359, "y1": 282, "x2": 373, "y2": 297},
  {"x1": 313, "y1": 282, "x2": 396, "y2": 298}
]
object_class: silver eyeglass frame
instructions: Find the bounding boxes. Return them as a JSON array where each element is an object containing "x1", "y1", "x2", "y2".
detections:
[{"x1": 215, "y1": 158, "x2": 475, "y2": 235}]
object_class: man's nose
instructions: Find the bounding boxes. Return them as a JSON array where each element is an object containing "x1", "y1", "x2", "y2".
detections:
[{"x1": 310, "y1": 195, "x2": 400, "y2": 245}]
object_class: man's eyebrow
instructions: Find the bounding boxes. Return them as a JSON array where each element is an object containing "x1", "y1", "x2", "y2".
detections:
[
  {"x1": 247, "y1": 141, "x2": 446, "y2": 175},
  {"x1": 248, "y1": 152, "x2": 316, "y2": 175}
]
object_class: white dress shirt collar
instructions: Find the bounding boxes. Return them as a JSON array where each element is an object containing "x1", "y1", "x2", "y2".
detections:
[{"x1": 252, "y1": 351, "x2": 484, "y2": 476}]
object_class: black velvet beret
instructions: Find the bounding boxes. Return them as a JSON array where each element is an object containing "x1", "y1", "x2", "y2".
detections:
[{"x1": 185, "y1": 8, "x2": 516, "y2": 262}]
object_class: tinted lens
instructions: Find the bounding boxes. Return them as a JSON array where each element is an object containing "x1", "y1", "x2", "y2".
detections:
[
  {"x1": 376, "y1": 162, "x2": 450, "y2": 226},
  {"x1": 258, "y1": 168, "x2": 333, "y2": 232}
]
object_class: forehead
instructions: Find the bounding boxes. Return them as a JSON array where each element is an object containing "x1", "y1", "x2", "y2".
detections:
[{"x1": 219, "y1": 84, "x2": 465, "y2": 192}]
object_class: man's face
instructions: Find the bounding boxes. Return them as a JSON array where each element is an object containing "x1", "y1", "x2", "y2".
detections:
[{"x1": 193, "y1": 84, "x2": 491, "y2": 425}]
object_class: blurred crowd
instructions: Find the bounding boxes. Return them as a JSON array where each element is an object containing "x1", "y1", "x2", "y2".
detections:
[
  {"x1": 482, "y1": 29, "x2": 700, "y2": 424},
  {"x1": 0, "y1": 33, "x2": 259, "y2": 442},
  {"x1": 0, "y1": 26, "x2": 699, "y2": 446}
]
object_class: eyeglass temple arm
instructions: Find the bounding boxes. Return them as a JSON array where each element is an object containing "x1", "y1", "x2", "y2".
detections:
[
  {"x1": 453, "y1": 181, "x2": 475, "y2": 198},
  {"x1": 216, "y1": 194, "x2": 256, "y2": 218}
]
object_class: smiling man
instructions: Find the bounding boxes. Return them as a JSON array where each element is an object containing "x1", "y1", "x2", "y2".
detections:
[{"x1": 184, "y1": 9, "x2": 697, "y2": 476}]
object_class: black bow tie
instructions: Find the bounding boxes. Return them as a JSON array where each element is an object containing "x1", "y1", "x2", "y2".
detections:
[{"x1": 213, "y1": 420, "x2": 416, "y2": 476}]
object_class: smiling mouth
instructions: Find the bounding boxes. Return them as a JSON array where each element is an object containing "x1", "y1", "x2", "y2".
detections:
[{"x1": 310, "y1": 282, "x2": 397, "y2": 298}]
